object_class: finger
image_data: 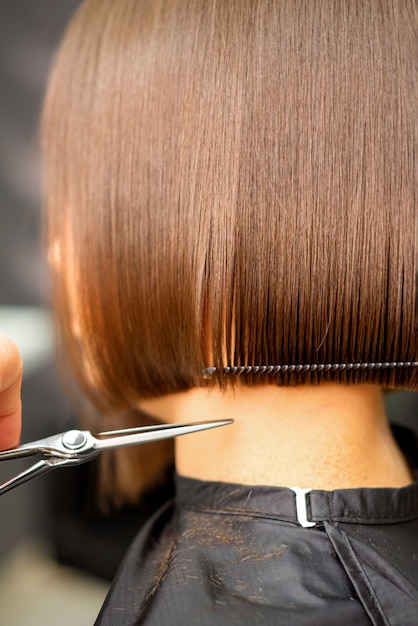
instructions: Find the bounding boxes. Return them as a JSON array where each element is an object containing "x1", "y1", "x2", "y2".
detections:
[{"x1": 0, "y1": 334, "x2": 23, "y2": 450}]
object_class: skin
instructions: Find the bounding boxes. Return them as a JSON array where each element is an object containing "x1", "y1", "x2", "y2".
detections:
[
  {"x1": 140, "y1": 383, "x2": 413, "y2": 490},
  {"x1": 0, "y1": 334, "x2": 22, "y2": 451}
]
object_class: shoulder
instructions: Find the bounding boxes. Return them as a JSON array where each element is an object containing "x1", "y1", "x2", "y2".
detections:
[{"x1": 96, "y1": 498, "x2": 176, "y2": 625}]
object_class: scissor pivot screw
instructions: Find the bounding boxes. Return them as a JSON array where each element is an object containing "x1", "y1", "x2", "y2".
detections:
[{"x1": 62, "y1": 430, "x2": 88, "y2": 451}]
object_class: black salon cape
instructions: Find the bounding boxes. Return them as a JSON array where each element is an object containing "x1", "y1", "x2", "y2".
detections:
[{"x1": 96, "y1": 426, "x2": 418, "y2": 625}]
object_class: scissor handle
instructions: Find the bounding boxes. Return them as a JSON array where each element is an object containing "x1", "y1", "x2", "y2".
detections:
[
  {"x1": 0, "y1": 452, "x2": 96, "y2": 496},
  {"x1": 0, "y1": 459, "x2": 52, "y2": 496},
  {"x1": 0, "y1": 447, "x2": 41, "y2": 461},
  {"x1": 0, "y1": 431, "x2": 98, "y2": 461}
]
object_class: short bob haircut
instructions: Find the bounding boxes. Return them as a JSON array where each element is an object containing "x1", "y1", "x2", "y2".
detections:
[{"x1": 43, "y1": 0, "x2": 417, "y2": 412}]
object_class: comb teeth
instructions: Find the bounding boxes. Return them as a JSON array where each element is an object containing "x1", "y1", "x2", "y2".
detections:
[{"x1": 202, "y1": 362, "x2": 418, "y2": 379}]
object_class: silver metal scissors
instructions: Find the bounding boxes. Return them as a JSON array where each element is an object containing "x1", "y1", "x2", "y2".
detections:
[{"x1": 0, "y1": 419, "x2": 233, "y2": 496}]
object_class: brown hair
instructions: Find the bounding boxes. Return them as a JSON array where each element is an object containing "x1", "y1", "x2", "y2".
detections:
[{"x1": 42, "y1": 0, "x2": 417, "y2": 496}]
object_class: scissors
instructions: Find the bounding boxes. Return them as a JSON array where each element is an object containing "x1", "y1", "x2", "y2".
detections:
[{"x1": 0, "y1": 419, "x2": 233, "y2": 496}]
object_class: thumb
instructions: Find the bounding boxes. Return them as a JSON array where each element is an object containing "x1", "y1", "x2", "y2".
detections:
[{"x1": 0, "y1": 334, "x2": 23, "y2": 450}]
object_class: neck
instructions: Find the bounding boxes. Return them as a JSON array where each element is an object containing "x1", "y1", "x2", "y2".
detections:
[{"x1": 139, "y1": 383, "x2": 412, "y2": 490}]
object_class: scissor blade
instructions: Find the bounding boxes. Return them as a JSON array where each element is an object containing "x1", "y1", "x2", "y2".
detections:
[{"x1": 94, "y1": 419, "x2": 233, "y2": 452}]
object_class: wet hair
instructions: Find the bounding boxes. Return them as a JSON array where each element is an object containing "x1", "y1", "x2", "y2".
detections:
[{"x1": 42, "y1": 0, "x2": 417, "y2": 414}]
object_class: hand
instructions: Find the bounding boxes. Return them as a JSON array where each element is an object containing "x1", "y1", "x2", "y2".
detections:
[{"x1": 0, "y1": 334, "x2": 22, "y2": 450}]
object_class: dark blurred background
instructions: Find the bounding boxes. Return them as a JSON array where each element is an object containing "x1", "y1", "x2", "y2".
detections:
[
  {"x1": 0, "y1": 0, "x2": 78, "y2": 546},
  {"x1": 0, "y1": 1, "x2": 416, "y2": 623},
  {"x1": 0, "y1": 2, "x2": 129, "y2": 623}
]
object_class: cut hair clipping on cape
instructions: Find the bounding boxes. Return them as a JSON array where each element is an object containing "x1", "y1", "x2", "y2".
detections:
[{"x1": 202, "y1": 362, "x2": 418, "y2": 379}]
